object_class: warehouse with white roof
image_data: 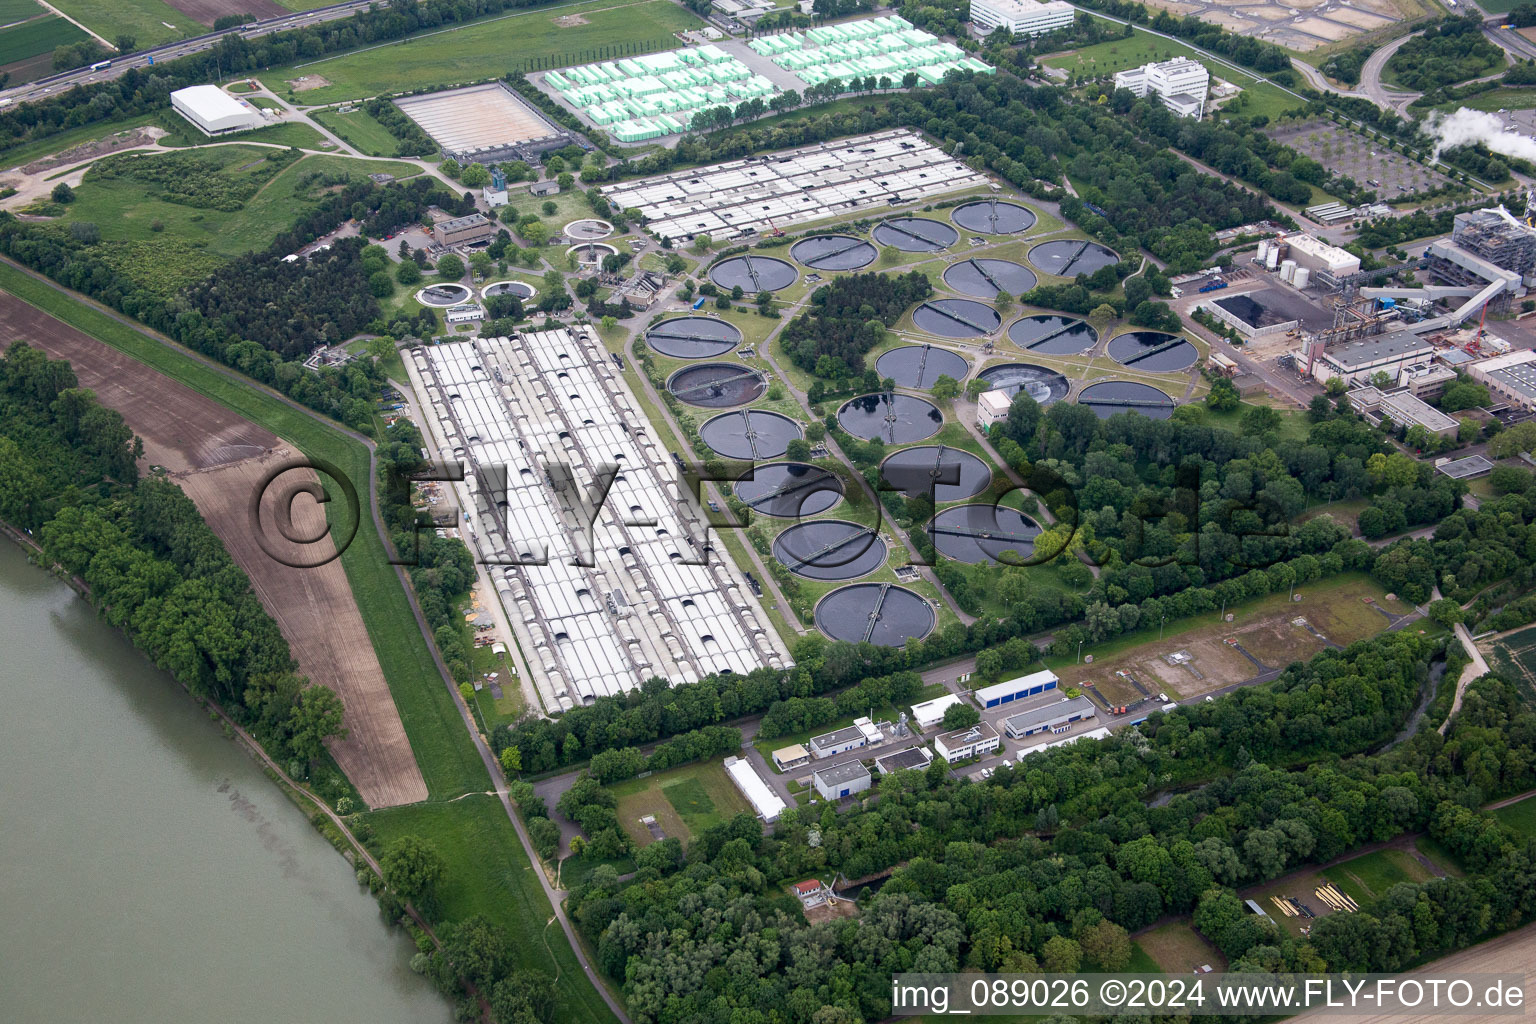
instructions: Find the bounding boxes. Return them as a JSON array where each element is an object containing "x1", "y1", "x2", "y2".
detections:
[
  {"x1": 170, "y1": 85, "x2": 265, "y2": 136},
  {"x1": 411, "y1": 328, "x2": 791, "y2": 712},
  {"x1": 602, "y1": 129, "x2": 989, "y2": 243}
]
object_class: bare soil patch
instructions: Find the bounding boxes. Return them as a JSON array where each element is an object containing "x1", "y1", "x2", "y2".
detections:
[
  {"x1": 166, "y1": 0, "x2": 285, "y2": 25},
  {"x1": 286, "y1": 74, "x2": 333, "y2": 93},
  {"x1": 17, "y1": 126, "x2": 165, "y2": 175},
  {"x1": 554, "y1": 13, "x2": 589, "y2": 25},
  {"x1": 3, "y1": 289, "x2": 427, "y2": 807}
]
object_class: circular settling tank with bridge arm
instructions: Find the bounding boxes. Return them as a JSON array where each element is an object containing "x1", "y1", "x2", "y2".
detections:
[
  {"x1": 643, "y1": 316, "x2": 742, "y2": 358},
  {"x1": 814, "y1": 583, "x2": 935, "y2": 647},
  {"x1": 734, "y1": 462, "x2": 844, "y2": 518},
  {"x1": 875, "y1": 344, "x2": 968, "y2": 389}
]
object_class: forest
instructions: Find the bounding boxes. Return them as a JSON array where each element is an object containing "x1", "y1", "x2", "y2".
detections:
[
  {"x1": 563, "y1": 631, "x2": 1536, "y2": 1024},
  {"x1": 0, "y1": 342, "x2": 348, "y2": 780},
  {"x1": 778, "y1": 271, "x2": 931, "y2": 377},
  {"x1": 1383, "y1": 16, "x2": 1506, "y2": 92}
]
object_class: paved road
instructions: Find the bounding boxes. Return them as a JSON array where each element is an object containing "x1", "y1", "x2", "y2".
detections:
[
  {"x1": 0, "y1": 1, "x2": 375, "y2": 106},
  {"x1": 1355, "y1": 31, "x2": 1424, "y2": 115}
]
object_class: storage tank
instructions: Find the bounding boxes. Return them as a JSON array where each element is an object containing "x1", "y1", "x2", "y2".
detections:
[
  {"x1": 1256, "y1": 240, "x2": 1271, "y2": 265},
  {"x1": 1265, "y1": 246, "x2": 1280, "y2": 270},
  {"x1": 1292, "y1": 267, "x2": 1311, "y2": 290},
  {"x1": 1280, "y1": 259, "x2": 1297, "y2": 283}
]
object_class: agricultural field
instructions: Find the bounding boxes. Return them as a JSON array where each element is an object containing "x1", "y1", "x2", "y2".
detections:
[
  {"x1": 608, "y1": 759, "x2": 753, "y2": 848},
  {"x1": 1050, "y1": 574, "x2": 1412, "y2": 706},
  {"x1": 47, "y1": 0, "x2": 201, "y2": 48},
  {"x1": 0, "y1": 15, "x2": 87, "y2": 66},
  {"x1": 259, "y1": 0, "x2": 705, "y2": 103},
  {"x1": 1489, "y1": 625, "x2": 1536, "y2": 693}
]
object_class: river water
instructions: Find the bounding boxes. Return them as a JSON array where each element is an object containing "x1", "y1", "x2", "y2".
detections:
[{"x1": 0, "y1": 542, "x2": 449, "y2": 1024}]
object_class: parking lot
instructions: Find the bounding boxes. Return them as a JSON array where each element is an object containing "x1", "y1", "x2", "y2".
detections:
[{"x1": 1267, "y1": 119, "x2": 1449, "y2": 199}]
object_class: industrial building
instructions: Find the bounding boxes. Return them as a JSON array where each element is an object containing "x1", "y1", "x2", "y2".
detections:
[
  {"x1": 874, "y1": 745, "x2": 933, "y2": 774},
  {"x1": 976, "y1": 389, "x2": 1012, "y2": 431},
  {"x1": 808, "y1": 716, "x2": 884, "y2": 759},
  {"x1": 933, "y1": 722, "x2": 1001, "y2": 763},
  {"x1": 601, "y1": 129, "x2": 990, "y2": 243},
  {"x1": 969, "y1": 0, "x2": 1075, "y2": 36},
  {"x1": 484, "y1": 168, "x2": 510, "y2": 208},
  {"x1": 1308, "y1": 331, "x2": 1436, "y2": 387},
  {"x1": 973, "y1": 669, "x2": 1059, "y2": 709},
  {"x1": 409, "y1": 329, "x2": 789, "y2": 712},
  {"x1": 1470, "y1": 349, "x2": 1536, "y2": 412},
  {"x1": 1112, "y1": 57, "x2": 1210, "y2": 118},
  {"x1": 1452, "y1": 208, "x2": 1536, "y2": 285},
  {"x1": 1255, "y1": 235, "x2": 1360, "y2": 287},
  {"x1": 170, "y1": 85, "x2": 265, "y2": 136},
  {"x1": 910, "y1": 692, "x2": 963, "y2": 728},
  {"x1": 396, "y1": 83, "x2": 569, "y2": 164},
  {"x1": 1345, "y1": 386, "x2": 1458, "y2": 439},
  {"x1": 1206, "y1": 293, "x2": 1302, "y2": 339},
  {"x1": 433, "y1": 213, "x2": 496, "y2": 248},
  {"x1": 812, "y1": 760, "x2": 873, "y2": 800},
  {"x1": 1002, "y1": 695, "x2": 1098, "y2": 739},
  {"x1": 725, "y1": 756, "x2": 787, "y2": 822}
]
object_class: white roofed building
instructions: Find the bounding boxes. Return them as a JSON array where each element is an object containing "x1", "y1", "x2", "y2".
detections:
[
  {"x1": 726, "y1": 756, "x2": 787, "y2": 822},
  {"x1": 970, "y1": 0, "x2": 1075, "y2": 36},
  {"x1": 1113, "y1": 58, "x2": 1210, "y2": 118},
  {"x1": 171, "y1": 85, "x2": 265, "y2": 136}
]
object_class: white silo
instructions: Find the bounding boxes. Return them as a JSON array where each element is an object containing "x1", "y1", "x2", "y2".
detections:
[
  {"x1": 1256, "y1": 239, "x2": 1271, "y2": 265},
  {"x1": 1266, "y1": 246, "x2": 1281, "y2": 270},
  {"x1": 1280, "y1": 259, "x2": 1297, "y2": 283},
  {"x1": 1292, "y1": 266, "x2": 1311, "y2": 290}
]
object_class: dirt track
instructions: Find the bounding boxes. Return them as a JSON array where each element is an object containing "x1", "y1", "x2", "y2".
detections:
[{"x1": 3, "y1": 289, "x2": 427, "y2": 807}]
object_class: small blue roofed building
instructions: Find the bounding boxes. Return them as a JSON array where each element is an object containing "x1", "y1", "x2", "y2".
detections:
[{"x1": 972, "y1": 669, "x2": 1059, "y2": 709}]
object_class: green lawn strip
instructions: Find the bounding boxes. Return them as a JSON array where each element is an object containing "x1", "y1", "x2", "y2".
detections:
[
  {"x1": 47, "y1": 0, "x2": 199, "y2": 48},
  {"x1": 311, "y1": 107, "x2": 402, "y2": 157},
  {"x1": 363, "y1": 796, "x2": 622, "y2": 1024},
  {"x1": 258, "y1": 0, "x2": 705, "y2": 104},
  {"x1": 1493, "y1": 793, "x2": 1536, "y2": 838},
  {"x1": 0, "y1": 261, "x2": 489, "y2": 800},
  {"x1": 0, "y1": 0, "x2": 44, "y2": 21},
  {"x1": 559, "y1": 851, "x2": 636, "y2": 888},
  {"x1": 608, "y1": 758, "x2": 753, "y2": 838},
  {"x1": 1321, "y1": 847, "x2": 1429, "y2": 907},
  {"x1": 1414, "y1": 835, "x2": 1466, "y2": 877},
  {"x1": 0, "y1": 14, "x2": 86, "y2": 64}
]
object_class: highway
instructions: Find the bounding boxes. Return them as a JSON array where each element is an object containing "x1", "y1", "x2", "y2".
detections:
[{"x1": 0, "y1": 0, "x2": 373, "y2": 106}]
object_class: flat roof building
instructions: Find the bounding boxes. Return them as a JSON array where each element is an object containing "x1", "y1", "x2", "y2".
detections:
[
  {"x1": 977, "y1": 388, "x2": 1012, "y2": 431},
  {"x1": 726, "y1": 756, "x2": 788, "y2": 822},
  {"x1": 170, "y1": 85, "x2": 265, "y2": 137},
  {"x1": 973, "y1": 669, "x2": 1059, "y2": 709},
  {"x1": 1002, "y1": 695, "x2": 1097, "y2": 739},
  {"x1": 434, "y1": 213, "x2": 496, "y2": 248},
  {"x1": 808, "y1": 716, "x2": 883, "y2": 759},
  {"x1": 396, "y1": 83, "x2": 568, "y2": 163},
  {"x1": 910, "y1": 693, "x2": 962, "y2": 729},
  {"x1": 772, "y1": 743, "x2": 811, "y2": 771},
  {"x1": 1113, "y1": 57, "x2": 1209, "y2": 119},
  {"x1": 1346, "y1": 385, "x2": 1458, "y2": 438},
  {"x1": 1470, "y1": 349, "x2": 1536, "y2": 412},
  {"x1": 969, "y1": 0, "x2": 1075, "y2": 36},
  {"x1": 1436, "y1": 454, "x2": 1494, "y2": 480},
  {"x1": 1281, "y1": 233, "x2": 1361, "y2": 279},
  {"x1": 1020, "y1": 725, "x2": 1111, "y2": 759},
  {"x1": 1312, "y1": 331, "x2": 1436, "y2": 387},
  {"x1": 933, "y1": 722, "x2": 1001, "y2": 763},
  {"x1": 812, "y1": 760, "x2": 872, "y2": 800},
  {"x1": 874, "y1": 745, "x2": 933, "y2": 775}
]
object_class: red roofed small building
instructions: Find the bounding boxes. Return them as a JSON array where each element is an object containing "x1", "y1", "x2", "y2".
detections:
[{"x1": 793, "y1": 879, "x2": 827, "y2": 905}]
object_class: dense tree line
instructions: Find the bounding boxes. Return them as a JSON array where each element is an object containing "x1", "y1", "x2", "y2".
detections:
[
  {"x1": 566, "y1": 634, "x2": 1536, "y2": 1023},
  {"x1": 361, "y1": 97, "x2": 438, "y2": 158},
  {"x1": 1384, "y1": 16, "x2": 1506, "y2": 92},
  {"x1": 586, "y1": 725, "x2": 743, "y2": 784},
  {"x1": 0, "y1": 342, "x2": 348, "y2": 781},
  {"x1": 779, "y1": 270, "x2": 930, "y2": 377},
  {"x1": 758, "y1": 671, "x2": 923, "y2": 740}
]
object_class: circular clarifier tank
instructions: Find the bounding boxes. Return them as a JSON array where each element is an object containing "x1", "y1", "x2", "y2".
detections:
[
  {"x1": 735, "y1": 462, "x2": 843, "y2": 518},
  {"x1": 929, "y1": 504, "x2": 1043, "y2": 564},
  {"x1": 952, "y1": 199, "x2": 1038, "y2": 234},
  {"x1": 977, "y1": 363, "x2": 1069, "y2": 406},
  {"x1": 880, "y1": 445, "x2": 991, "y2": 503},
  {"x1": 415, "y1": 282, "x2": 473, "y2": 307},
  {"x1": 873, "y1": 217, "x2": 958, "y2": 252},
  {"x1": 773, "y1": 519, "x2": 887, "y2": 580},
  {"x1": 942, "y1": 258, "x2": 1037, "y2": 299},
  {"x1": 837, "y1": 392, "x2": 943, "y2": 444},
  {"x1": 666, "y1": 362, "x2": 767, "y2": 408},
  {"x1": 563, "y1": 218, "x2": 614, "y2": 240},
  {"x1": 707, "y1": 254, "x2": 798, "y2": 293},
  {"x1": 698, "y1": 409, "x2": 802, "y2": 459},
  {"x1": 1007, "y1": 314, "x2": 1098, "y2": 355},
  {"x1": 644, "y1": 316, "x2": 742, "y2": 359},
  {"x1": 1028, "y1": 239, "x2": 1120, "y2": 277},
  {"x1": 483, "y1": 280, "x2": 536, "y2": 300},
  {"x1": 815, "y1": 583, "x2": 935, "y2": 647},
  {"x1": 1106, "y1": 331, "x2": 1198, "y2": 373},
  {"x1": 1078, "y1": 380, "x2": 1175, "y2": 420},
  {"x1": 912, "y1": 298, "x2": 1001, "y2": 339},
  {"x1": 567, "y1": 242, "x2": 618, "y2": 267},
  {"x1": 790, "y1": 234, "x2": 877, "y2": 271},
  {"x1": 876, "y1": 344, "x2": 968, "y2": 389}
]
